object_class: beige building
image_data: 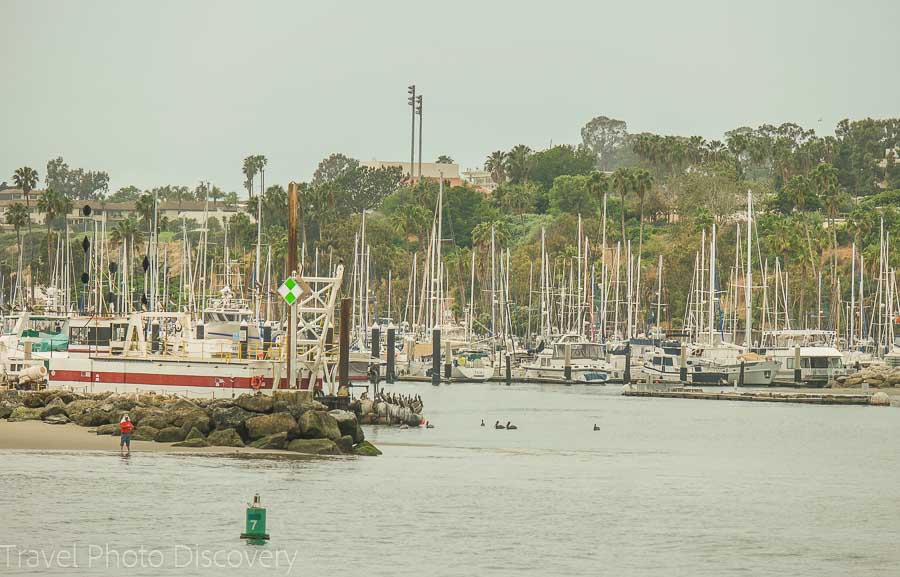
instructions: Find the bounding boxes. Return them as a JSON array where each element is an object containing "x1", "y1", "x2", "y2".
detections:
[
  {"x1": 461, "y1": 169, "x2": 498, "y2": 195},
  {"x1": 360, "y1": 160, "x2": 463, "y2": 186}
]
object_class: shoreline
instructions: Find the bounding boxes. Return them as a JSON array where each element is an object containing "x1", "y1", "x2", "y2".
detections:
[{"x1": 0, "y1": 421, "x2": 334, "y2": 459}]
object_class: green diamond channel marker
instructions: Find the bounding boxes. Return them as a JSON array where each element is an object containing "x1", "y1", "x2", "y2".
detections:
[{"x1": 278, "y1": 277, "x2": 303, "y2": 305}]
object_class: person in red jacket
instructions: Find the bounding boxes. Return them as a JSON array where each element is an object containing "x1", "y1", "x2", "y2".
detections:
[{"x1": 119, "y1": 415, "x2": 135, "y2": 455}]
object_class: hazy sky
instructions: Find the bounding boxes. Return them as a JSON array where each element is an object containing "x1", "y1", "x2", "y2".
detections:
[{"x1": 2, "y1": 0, "x2": 898, "y2": 194}]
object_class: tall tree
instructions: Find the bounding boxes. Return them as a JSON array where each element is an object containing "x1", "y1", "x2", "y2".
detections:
[
  {"x1": 5, "y1": 202, "x2": 29, "y2": 303},
  {"x1": 505, "y1": 145, "x2": 533, "y2": 185},
  {"x1": 611, "y1": 168, "x2": 632, "y2": 241},
  {"x1": 581, "y1": 116, "x2": 628, "y2": 171},
  {"x1": 312, "y1": 153, "x2": 359, "y2": 185},
  {"x1": 12, "y1": 166, "x2": 38, "y2": 299},
  {"x1": 484, "y1": 151, "x2": 507, "y2": 184},
  {"x1": 436, "y1": 155, "x2": 454, "y2": 164},
  {"x1": 37, "y1": 188, "x2": 73, "y2": 274},
  {"x1": 633, "y1": 169, "x2": 654, "y2": 254},
  {"x1": 241, "y1": 155, "x2": 267, "y2": 198}
]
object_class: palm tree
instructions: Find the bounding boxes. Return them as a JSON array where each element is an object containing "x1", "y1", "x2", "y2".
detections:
[
  {"x1": 611, "y1": 168, "x2": 632, "y2": 241},
  {"x1": 633, "y1": 169, "x2": 653, "y2": 255},
  {"x1": 6, "y1": 202, "x2": 29, "y2": 302},
  {"x1": 12, "y1": 166, "x2": 38, "y2": 209},
  {"x1": 110, "y1": 216, "x2": 145, "y2": 253},
  {"x1": 255, "y1": 155, "x2": 268, "y2": 197},
  {"x1": 242, "y1": 156, "x2": 258, "y2": 198},
  {"x1": 484, "y1": 151, "x2": 507, "y2": 185},
  {"x1": 505, "y1": 145, "x2": 532, "y2": 184},
  {"x1": 784, "y1": 175, "x2": 809, "y2": 212},
  {"x1": 37, "y1": 188, "x2": 73, "y2": 274},
  {"x1": 242, "y1": 155, "x2": 268, "y2": 198},
  {"x1": 504, "y1": 185, "x2": 534, "y2": 217},
  {"x1": 390, "y1": 204, "x2": 430, "y2": 242},
  {"x1": 812, "y1": 162, "x2": 842, "y2": 326},
  {"x1": 135, "y1": 193, "x2": 155, "y2": 226},
  {"x1": 209, "y1": 186, "x2": 223, "y2": 207},
  {"x1": 12, "y1": 166, "x2": 38, "y2": 300}
]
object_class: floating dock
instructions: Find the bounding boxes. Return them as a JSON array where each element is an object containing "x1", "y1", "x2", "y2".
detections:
[{"x1": 622, "y1": 385, "x2": 883, "y2": 406}]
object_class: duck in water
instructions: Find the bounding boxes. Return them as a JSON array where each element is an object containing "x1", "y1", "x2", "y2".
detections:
[
  {"x1": 480, "y1": 419, "x2": 485, "y2": 427},
  {"x1": 593, "y1": 424, "x2": 600, "y2": 431},
  {"x1": 506, "y1": 421, "x2": 517, "y2": 430},
  {"x1": 494, "y1": 420, "x2": 505, "y2": 429}
]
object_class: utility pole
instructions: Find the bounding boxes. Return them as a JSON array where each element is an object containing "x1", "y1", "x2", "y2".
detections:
[
  {"x1": 407, "y1": 85, "x2": 416, "y2": 179},
  {"x1": 416, "y1": 94, "x2": 423, "y2": 179}
]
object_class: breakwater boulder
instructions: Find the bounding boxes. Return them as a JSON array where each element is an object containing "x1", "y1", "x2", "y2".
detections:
[
  {"x1": 8, "y1": 406, "x2": 43, "y2": 421},
  {"x1": 837, "y1": 365, "x2": 900, "y2": 388},
  {"x1": 329, "y1": 410, "x2": 365, "y2": 443},
  {"x1": 287, "y1": 438, "x2": 340, "y2": 455},
  {"x1": 246, "y1": 413, "x2": 297, "y2": 440},
  {"x1": 207, "y1": 428, "x2": 244, "y2": 447},
  {"x1": 250, "y1": 432, "x2": 289, "y2": 450},
  {"x1": 1, "y1": 390, "x2": 381, "y2": 456},
  {"x1": 298, "y1": 410, "x2": 341, "y2": 441}
]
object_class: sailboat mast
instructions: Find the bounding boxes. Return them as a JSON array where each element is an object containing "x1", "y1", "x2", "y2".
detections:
[
  {"x1": 708, "y1": 223, "x2": 716, "y2": 343},
  {"x1": 745, "y1": 190, "x2": 752, "y2": 349}
]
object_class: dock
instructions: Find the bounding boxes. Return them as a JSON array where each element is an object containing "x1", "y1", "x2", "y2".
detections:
[{"x1": 622, "y1": 385, "x2": 883, "y2": 406}]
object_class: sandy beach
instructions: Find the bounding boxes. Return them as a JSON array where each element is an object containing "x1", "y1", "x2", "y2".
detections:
[{"x1": 0, "y1": 420, "x2": 318, "y2": 458}]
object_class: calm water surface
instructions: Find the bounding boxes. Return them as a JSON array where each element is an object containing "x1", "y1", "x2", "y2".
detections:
[{"x1": 2, "y1": 382, "x2": 899, "y2": 576}]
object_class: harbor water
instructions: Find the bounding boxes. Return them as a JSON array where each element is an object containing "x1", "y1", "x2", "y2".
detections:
[{"x1": 2, "y1": 382, "x2": 899, "y2": 576}]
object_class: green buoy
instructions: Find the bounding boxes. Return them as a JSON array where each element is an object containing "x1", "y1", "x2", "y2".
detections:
[{"x1": 240, "y1": 494, "x2": 270, "y2": 544}]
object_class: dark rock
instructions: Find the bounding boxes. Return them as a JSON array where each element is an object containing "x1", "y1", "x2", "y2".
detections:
[
  {"x1": 207, "y1": 428, "x2": 244, "y2": 447},
  {"x1": 96, "y1": 424, "x2": 121, "y2": 436},
  {"x1": 44, "y1": 396, "x2": 66, "y2": 409},
  {"x1": 111, "y1": 398, "x2": 138, "y2": 412},
  {"x1": 139, "y1": 414, "x2": 170, "y2": 430},
  {"x1": 250, "y1": 432, "x2": 288, "y2": 450},
  {"x1": 167, "y1": 398, "x2": 201, "y2": 413},
  {"x1": 352, "y1": 441, "x2": 382, "y2": 456},
  {"x1": 44, "y1": 414, "x2": 70, "y2": 425},
  {"x1": 171, "y1": 408, "x2": 211, "y2": 434},
  {"x1": 40, "y1": 405, "x2": 68, "y2": 420},
  {"x1": 73, "y1": 409, "x2": 112, "y2": 427},
  {"x1": 22, "y1": 393, "x2": 46, "y2": 408},
  {"x1": 236, "y1": 393, "x2": 273, "y2": 414},
  {"x1": 65, "y1": 399, "x2": 99, "y2": 421},
  {"x1": 48, "y1": 391, "x2": 76, "y2": 405},
  {"x1": 298, "y1": 411, "x2": 341, "y2": 441},
  {"x1": 155, "y1": 426, "x2": 187, "y2": 443},
  {"x1": 211, "y1": 406, "x2": 253, "y2": 431},
  {"x1": 173, "y1": 438, "x2": 210, "y2": 448},
  {"x1": 132, "y1": 425, "x2": 159, "y2": 441},
  {"x1": 245, "y1": 413, "x2": 297, "y2": 440},
  {"x1": 329, "y1": 410, "x2": 364, "y2": 443},
  {"x1": 8, "y1": 406, "x2": 43, "y2": 421},
  {"x1": 0, "y1": 402, "x2": 15, "y2": 420},
  {"x1": 286, "y1": 438, "x2": 340, "y2": 455},
  {"x1": 335, "y1": 435, "x2": 354, "y2": 453},
  {"x1": 207, "y1": 399, "x2": 236, "y2": 410},
  {"x1": 130, "y1": 406, "x2": 166, "y2": 425}
]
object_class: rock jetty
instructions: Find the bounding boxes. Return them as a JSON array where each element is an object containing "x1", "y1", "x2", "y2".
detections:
[
  {"x1": 0, "y1": 389, "x2": 379, "y2": 456},
  {"x1": 835, "y1": 365, "x2": 900, "y2": 388}
]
